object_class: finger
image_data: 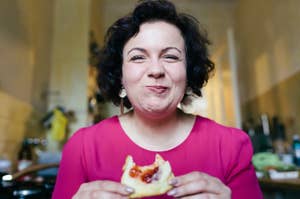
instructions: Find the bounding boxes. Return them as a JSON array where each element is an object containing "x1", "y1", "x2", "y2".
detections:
[
  {"x1": 170, "y1": 182, "x2": 231, "y2": 198},
  {"x1": 175, "y1": 193, "x2": 218, "y2": 199},
  {"x1": 74, "y1": 188, "x2": 131, "y2": 199},
  {"x1": 168, "y1": 172, "x2": 228, "y2": 197},
  {"x1": 171, "y1": 171, "x2": 215, "y2": 186},
  {"x1": 89, "y1": 190, "x2": 130, "y2": 199},
  {"x1": 96, "y1": 181, "x2": 134, "y2": 195},
  {"x1": 78, "y1": 181, "x2": 134, "y2": 196}
]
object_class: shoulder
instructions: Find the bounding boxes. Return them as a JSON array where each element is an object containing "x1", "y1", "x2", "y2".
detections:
[
  {"x1": 65, "y1": 116, "x2": 120, "y2": 147},
  {"x1": 60, "y1": 116, "x2": 121, "y2": 168},
  {"x1": 196, "y1": 116, "x2": 248, "y2": 136},
  {"x1": 72, "y1": 116, "x2": 119, "y2": 136},
  {"x1": 194, "y1": 116, "x2": 254, "y2": 174},
  {"x1": 195, "y1": 116, "x2": 248, "y2": 136},
  {"x1": 194, "y1": 115, "x2": 252, "y2": 152},
  {"x1": 196, "y1": 116, "x2": 254, "y2": 169}
]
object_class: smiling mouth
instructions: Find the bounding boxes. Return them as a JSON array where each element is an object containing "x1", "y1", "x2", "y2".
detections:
[{"x1": 146, "y1": 85, "x2": 169, "y2": 94}]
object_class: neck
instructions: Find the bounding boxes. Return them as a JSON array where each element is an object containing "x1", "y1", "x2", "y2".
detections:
[
  {"x1": 120, "y1": 109, "x2": 195, "y2": 151},
  {"x1": 135, "y1": 109, "x2": 180, "y2": 129}
]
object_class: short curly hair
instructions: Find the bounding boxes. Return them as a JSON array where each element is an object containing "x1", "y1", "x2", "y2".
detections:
[{"x1": 97, "y1": 0, "x2": 214, "y2": 108}]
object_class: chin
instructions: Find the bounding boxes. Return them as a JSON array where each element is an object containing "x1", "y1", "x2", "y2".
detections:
[
  {"x1": 135, "y1": 97, "x2": 181, "y2": 115},
  {"x1": 142, "y1": 103, "x2": 175, "y2": 116}
]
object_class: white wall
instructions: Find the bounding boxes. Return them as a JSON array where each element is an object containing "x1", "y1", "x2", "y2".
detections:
[
  {"x1": 235, "y1": 0, "x2": 300, "y2": 103},
  {"x1": 48, "y1": 0, "x2": 90, "y2": 138},
  {"x1": 0, "y1": 0, "x2": 53, "y2": 167}
]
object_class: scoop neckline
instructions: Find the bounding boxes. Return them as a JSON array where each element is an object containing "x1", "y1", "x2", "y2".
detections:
[{"x1": 115, "y1": 115, "x2": 199, "y2": 153}]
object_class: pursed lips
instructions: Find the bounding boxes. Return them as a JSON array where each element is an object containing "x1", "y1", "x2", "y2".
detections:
[{"x1": 145, "y1": 85, "x2": 169, "y2": 94}]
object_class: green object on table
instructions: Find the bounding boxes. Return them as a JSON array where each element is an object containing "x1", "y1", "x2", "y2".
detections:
[{"x1": 252, "y1": 152, "x2": 296, "y2": 171}]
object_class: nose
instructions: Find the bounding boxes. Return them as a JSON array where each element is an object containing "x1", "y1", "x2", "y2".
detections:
[{"x1": 147, "y1": 59, "x2": 165, "y2": 79}]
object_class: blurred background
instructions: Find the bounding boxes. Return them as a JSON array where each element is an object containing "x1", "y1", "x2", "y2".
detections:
[{"x1": 0, "y1": 0, "x2": 299, "y2": 198}]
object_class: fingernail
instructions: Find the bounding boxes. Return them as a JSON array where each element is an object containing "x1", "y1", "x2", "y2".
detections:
[
  {"x1": 125, "y1": 187, "x2": 134, "y2": 193},
  {"x1": 169, "y1": 178, "x2": 178, "y2": 185},
  {"x1": 167, "y1": 189, "x2": 177, "y2": 196}
]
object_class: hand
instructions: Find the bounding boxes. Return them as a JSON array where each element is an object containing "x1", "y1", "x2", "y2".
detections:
[
  {"x1": 167, "y1": 171, "x2": 231, "y2": 199},
  {"x1": 72, "y1": 180, "x2": 134, "y2": 199}
]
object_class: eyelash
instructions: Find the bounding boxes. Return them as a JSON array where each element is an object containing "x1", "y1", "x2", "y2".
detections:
[
  {"x1": 129, "y1": 54, "x2": 180, "y2": 62},
  {"x1": 130, "y1": 55, "x2": 145, "y2": 61},
  {"x1": 163, "y1": 55, "x2": 179, "y2": 60}
]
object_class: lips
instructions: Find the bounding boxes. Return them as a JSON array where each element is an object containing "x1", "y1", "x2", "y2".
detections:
[{"x1": 146, "y1": 85, "x2": 169, "y2": 94}]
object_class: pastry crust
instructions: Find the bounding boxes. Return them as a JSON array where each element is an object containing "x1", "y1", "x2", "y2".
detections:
[{"x1": 121, "y1": 154, "x2": 174, "y2": 198}]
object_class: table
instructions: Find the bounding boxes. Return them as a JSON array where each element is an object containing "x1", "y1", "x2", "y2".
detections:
[
  {"x1": 259, "y1": 178, "x2": 300, "y2": 199},
  {"x1": 259, "y1": 178, "x2": 300, "y2": 190}
]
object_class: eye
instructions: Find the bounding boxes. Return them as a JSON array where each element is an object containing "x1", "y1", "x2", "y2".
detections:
[
  {"x1": 130, "y1": 55, "x2": 146, "y2": 62},
  {"x1": 163, "y1": 54, "x2": 180, "y2": 62}
]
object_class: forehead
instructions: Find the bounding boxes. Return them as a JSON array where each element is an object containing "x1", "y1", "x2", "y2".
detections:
[{"x1": 124, "y1": 21, "x2": 185, "y2": 50}]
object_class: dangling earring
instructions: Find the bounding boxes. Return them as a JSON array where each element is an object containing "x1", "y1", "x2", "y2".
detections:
[
  {"x1": 185, "y1": 87, "x2": 193, "y2": 95},
  {"x1": 119, "y1": 88, "x2": 127, "y2": 114},
  {"x1": 181, "y1": 87, "x2": 193, "y2": 107}
]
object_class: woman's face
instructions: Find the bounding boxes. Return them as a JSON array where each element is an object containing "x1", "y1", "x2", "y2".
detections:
[{"x1": 122, "y1": 21, "x2": 187, "y2": 118}]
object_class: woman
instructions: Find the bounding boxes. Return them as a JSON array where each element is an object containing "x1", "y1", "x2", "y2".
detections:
[{"x1": 52, "y1": 0, "x2": 263, "y2": 198}]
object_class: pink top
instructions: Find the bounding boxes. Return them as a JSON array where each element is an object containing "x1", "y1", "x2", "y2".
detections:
[{"x1": 52, "y1": 116, "x2": 262, "y2": 199}]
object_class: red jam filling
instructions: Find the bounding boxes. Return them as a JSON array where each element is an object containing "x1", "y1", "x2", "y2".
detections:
[{"x1": 129, "y1": 166, "x2": 159, "y2": 184}]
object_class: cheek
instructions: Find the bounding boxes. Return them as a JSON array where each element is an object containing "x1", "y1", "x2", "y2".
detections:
[
  {"x1": 169, "y1": 67, "x2": 187, "y2": 84},
  {"x1": 122, "y1": 64, "x2": 145, "y2": 85}
]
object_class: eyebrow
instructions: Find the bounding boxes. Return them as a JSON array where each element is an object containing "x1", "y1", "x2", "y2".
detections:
[
  {"x1": 162, "y1": 47, "x2": 182, "y2": 54},
  {"x1": 127, "y1": 47, "x2": 146, "y2": 55},
  {"x1": 127, "y1": 47, "x2": 182, "y2": 55}
]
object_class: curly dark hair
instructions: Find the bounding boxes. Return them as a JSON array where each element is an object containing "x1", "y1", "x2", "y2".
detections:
[{"x1": 97, "y1": 0, "x2": 214, "y2": 108}]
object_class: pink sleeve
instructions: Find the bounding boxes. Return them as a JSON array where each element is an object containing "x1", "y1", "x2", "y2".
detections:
[
  {"x1": 225, "y1": 129, "x2": 263, "y2": 199},
  {"x1": 52, "y1": 129, "x2": 87, "y2": 199}
]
